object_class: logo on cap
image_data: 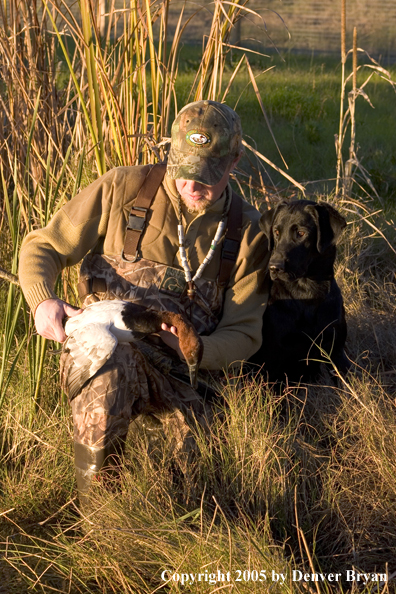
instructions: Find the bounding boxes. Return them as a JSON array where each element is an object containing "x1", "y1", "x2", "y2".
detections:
[{"x1": 186, "y1": 130, "x2": 211, "y2": 147}]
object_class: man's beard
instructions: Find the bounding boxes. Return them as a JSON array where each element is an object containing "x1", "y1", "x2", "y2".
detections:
[{"x1": 180, "y1": 195, "x2": 212, "y2": 213}]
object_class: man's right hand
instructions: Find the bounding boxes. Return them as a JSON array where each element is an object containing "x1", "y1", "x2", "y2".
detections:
[{"x1": 34, "y1": 298, "x2": 83, "y2": 342}]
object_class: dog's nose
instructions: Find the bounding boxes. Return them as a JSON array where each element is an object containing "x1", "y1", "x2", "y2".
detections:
[{"x1": 269, "y1": 259, "x2": 286, "y2": 273}]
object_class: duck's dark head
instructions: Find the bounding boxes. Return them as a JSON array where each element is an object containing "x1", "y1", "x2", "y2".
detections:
[
  {"x1": 160, "y1": 311, "x2": 203, "y2": 388},
  {"x1": 122, "y1": 304, "x2": 204, "y2": 388},
  {"x1": 182, "y1": 335, "x2": 204, "y2": 389}
]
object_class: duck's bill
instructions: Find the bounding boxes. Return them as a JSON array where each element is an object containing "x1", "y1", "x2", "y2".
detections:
[{"x1": 188, "y1": 363, "x2": 199, "y2": 389}]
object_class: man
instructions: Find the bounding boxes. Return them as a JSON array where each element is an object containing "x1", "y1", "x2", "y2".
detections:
[{"x1": 19, "y1": 100, "x2": 269, "y2": 504}]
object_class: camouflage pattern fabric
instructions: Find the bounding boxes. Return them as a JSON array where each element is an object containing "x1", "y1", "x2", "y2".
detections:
[
  {"x1": 63, "y1": 253, "x2": 223, "y2": 462},
  {"x1": 167, "y1": 100, "x2": 242, "y2": 186},
  {"x1": 79, "y1": 253, "x2": 224, "y2": 335},
  {"x1": 61, "y1": 343, "x2": 212, "y2": 466}
]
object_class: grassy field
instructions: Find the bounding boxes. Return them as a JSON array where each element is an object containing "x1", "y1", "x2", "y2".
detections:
[
  {"x1": 175, "y1": 48, "x2": 396, "y2": 198},
  {"x1": 0, "y1": 1, "x2": 396, "y2": 591}
]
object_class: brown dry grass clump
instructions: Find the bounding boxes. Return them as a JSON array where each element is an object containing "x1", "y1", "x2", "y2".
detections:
[
  {"x1": 1, "y1": 199, "x2": 395, "y2": 593},
  {"x1": 0, "y1": 1, "x2": 395, "y2": 591}
]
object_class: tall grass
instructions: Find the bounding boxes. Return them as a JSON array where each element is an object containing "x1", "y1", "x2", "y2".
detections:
[
  {"x1": 335, "y1": 0, "x2": 396, "y2": 199},
  {"x1": 0, "y1": 0, "x2": 301, "y2": 406},
  {"x1": 0, "y1": 0, "x2": 396, "y2": 592}
]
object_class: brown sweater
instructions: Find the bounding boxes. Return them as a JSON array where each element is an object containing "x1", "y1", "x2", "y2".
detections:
[{"x1": 19, "y1": 166, "x2": 269, "y2": 370}]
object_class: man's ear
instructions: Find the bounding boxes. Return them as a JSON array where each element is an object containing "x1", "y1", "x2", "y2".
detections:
[
  {"x1": 259, "y1": 202, "x2": 287, "y2": 251},
  {"x1": 231, "y1": 152, "x2": 243, "y2": 171},
  {"x1": 305, "y1": 202, "x2": 347, "y2": 253}
]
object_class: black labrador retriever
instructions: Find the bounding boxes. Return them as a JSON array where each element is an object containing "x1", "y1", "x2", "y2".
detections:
[{"x1": 249, "y1": 199, "x2": 349, "y2": 383}]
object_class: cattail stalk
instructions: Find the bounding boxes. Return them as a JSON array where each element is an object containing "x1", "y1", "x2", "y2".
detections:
[
  {"x1": 352, "y1": 25, "x2": 357, "y2": 93},
  {"x1": 346, "y1": 26, "x2": 358, "y2": 196},
  {"x1": 336, "y1": 0, "x2": 347, "y2": 195}
]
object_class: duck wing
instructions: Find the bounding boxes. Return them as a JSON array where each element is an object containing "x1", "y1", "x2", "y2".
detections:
[{"x1": 63, "y1": 322, "x2": 118, "y2": 400}]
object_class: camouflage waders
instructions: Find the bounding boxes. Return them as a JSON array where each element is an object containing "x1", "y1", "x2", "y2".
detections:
[
  {"x1": 60, "y1": 253, "x2": 226, "y2": 504},
  {"x1": 60, "y1": 162, "x2": 243, "y2": 507}
]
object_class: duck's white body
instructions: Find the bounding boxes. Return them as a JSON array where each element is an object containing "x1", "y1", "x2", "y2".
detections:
[
  {"x1": 63, "y1": 299, "x2": 203, "y2": 399},
  {"x1": 64, "y1": 300, "x2": 146, "y2": 399},
  {"x1": 65, "y1": 299, "x2": 136, "y2": 345}
]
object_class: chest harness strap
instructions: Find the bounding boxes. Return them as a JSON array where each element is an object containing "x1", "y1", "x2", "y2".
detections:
[
  {"x1": 78, "y1": 164, "x2": 243, "y2": 301},
  {"x1": 218, "y1": 189, "x2": 243, "y2": 286},
  {"x1": 122, "y1": 163, "x2": 168, "y2": 262}
]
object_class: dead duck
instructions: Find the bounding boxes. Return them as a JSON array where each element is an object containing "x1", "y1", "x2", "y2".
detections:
[{"x1": 63, "y1": 300, "x2": 203, "y2": 399}]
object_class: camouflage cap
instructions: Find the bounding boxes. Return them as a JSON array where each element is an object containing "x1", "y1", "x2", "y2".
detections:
[{"x1": 167, "y1": 100, "x2": 242, "y2": 186}]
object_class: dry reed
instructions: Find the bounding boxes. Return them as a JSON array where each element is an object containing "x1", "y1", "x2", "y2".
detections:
[{"x1": 0, "y1": 1, "x2": 395, "y2": 592}]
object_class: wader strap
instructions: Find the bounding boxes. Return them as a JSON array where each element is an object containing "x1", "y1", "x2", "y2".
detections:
[
  {"x1": 78, "y1": 177, "x2": 243, "y2": 302},
  {"x1": 77, "y1": 277, "x2": 107, "y2": 300},
  {"x1": 78, "y1": 163, "x2": 166, "y2": 301},
  {"x1": 218, "y1": 191, "x2": 243, "y2": 286},
  {"x1": 122, "y1": 163, "x2": 167, "y2": 262}
]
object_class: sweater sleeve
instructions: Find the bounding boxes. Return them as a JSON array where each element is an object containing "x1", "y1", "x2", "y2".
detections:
[
  {"x1": 199, "y1": 215, "x2": 270, "y2": 370},
  {"x1": 19, "y1": 168, "x2": 124, "y2": 312}
]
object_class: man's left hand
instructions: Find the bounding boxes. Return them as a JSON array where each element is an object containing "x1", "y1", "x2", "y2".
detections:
[{"x1": 159, "y1": 323, "x2": 185, "y2": 360}]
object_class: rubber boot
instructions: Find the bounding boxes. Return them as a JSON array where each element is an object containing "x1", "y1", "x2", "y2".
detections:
[{"x1": 74, "y1": 439, "x2": 125, "y2": 510}]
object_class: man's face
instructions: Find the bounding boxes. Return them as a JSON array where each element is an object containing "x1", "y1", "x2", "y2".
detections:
[{"x1": 175, "y1": 156, "x2": 240, "y2": 213}]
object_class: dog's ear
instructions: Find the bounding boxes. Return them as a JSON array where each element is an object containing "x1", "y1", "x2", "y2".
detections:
[
  {"x1": 259, "y1": 202, "x2": 288, "y2": 250},
  {"x1": 305, "y1": 202, "x2": 347, "y2": 253},
  {"x1": 259, "y1": 208, "x2": 276, "y2": 250}
]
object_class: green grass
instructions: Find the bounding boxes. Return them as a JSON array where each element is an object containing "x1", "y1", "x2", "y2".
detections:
[
  {"x1": 1, "y1": 186, "x2": 396, "y2": 593},
  {"x1": 1, "y1": 2, "x2": 396, "y2": 590},
  {"x1": 175, "y1": 50, "x2": 396, "y2": 197}
]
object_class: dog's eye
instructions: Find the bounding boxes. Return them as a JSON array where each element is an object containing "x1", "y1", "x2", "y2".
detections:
[
  {"x1": 273, "y1": 229, "x2": 280, "y2": 238},
  {"x1": 297, "y1": 230, "x2": 305, "y2": 238}
]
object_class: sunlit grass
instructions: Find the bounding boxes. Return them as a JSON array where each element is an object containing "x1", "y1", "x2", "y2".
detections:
[
  {"x1": 0, "y1": 0, "x2": 396, "y2": 591},
  {"x1": 176, "y1": 50, "x2": 396, "y2": 194}
]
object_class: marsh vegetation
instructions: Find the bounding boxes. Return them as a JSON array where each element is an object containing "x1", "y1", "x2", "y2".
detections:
[{"x1": 0, "y1": 0, "x2": 395, "y2": 591}]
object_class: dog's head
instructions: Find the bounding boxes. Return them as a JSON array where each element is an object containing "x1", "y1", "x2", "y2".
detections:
[{"x1": 260, "y1": 200, "x2": 346, "y2": 281}]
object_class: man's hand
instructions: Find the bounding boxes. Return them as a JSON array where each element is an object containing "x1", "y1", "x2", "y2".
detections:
[
  {"x1": 34, "y1": 298, "x2": 83, "y2": 342},
  {"x1": 159, "y1": 323, "x2": 185, "y2": 360}
]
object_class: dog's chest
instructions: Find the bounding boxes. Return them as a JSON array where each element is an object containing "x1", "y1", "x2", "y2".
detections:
[
  {"x1": 269, "y1": 277, "x2": 331, "y2": 302},
  {"x1": 265, "y1": 278, "x2": 337, "y2": 340},
  {"x1": 265, "y1": 297, "x2": 321, "y2": 335}
]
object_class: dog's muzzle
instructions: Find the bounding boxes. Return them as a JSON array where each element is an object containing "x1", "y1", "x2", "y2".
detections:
[
  {"x1": 269, "y1": 259, "x2": 298, "y2": 281},
  {"x1": 269, "y1": 258, "x2": 286, "y2": 280}
]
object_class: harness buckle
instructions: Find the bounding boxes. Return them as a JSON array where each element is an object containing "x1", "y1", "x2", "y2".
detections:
[
  {"x1": 127, "y1": 207, "x2": 148, "y2": 232},
  {"x1": 221, "y1": 237, "x2": 239, "y2": 261},
  {"x1": 121, "y1": 249, "x2": 139, "y2": 263}
]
